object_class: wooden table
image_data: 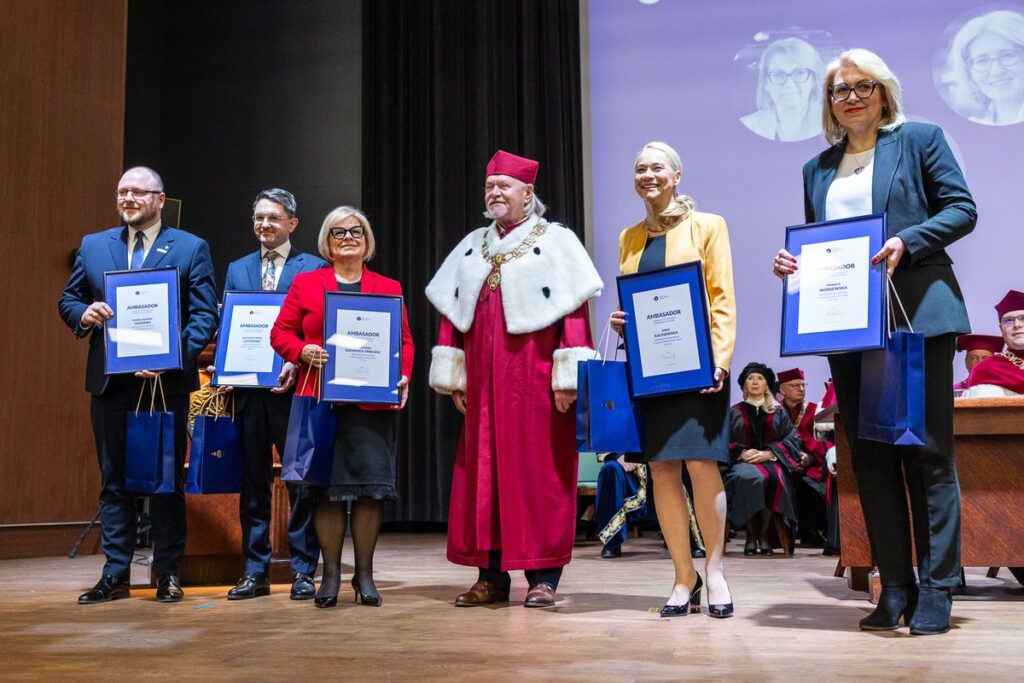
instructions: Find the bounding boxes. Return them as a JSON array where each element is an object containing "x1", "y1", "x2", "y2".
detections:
[{"x1": 835, "y1": 396, "x2": 1024, "y2": 595}]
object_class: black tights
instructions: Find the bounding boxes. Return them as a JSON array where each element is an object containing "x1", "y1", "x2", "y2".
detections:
[{"x1": 314, "y1": 498, "x2": 383, "y2": 600}]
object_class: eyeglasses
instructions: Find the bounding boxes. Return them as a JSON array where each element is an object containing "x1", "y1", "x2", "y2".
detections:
[
  {"x1": 1000, "y1": 314, "x2": 1024, "y2": 328},
  {"x1": 767, "y1": 68, "x2": 814, "y2": 85},
  {"x1": 329, "y1": 226, "x2": 365, "y2": 240},
  {"x1": 829, "y1": 79, "x2": 879, "y2": 102},
  {"x1": 115, "y1": 188, "x2": 162, "y2": 199},
  {"x1": 782, "y1": 382, "x2": 808, "y2": 389},
  {"x1": 968, "y1": 49, "x2": 1024, "y2": 74},
  {"x1": 253, "y1": 213, "x2": 288, "y2": 224}
]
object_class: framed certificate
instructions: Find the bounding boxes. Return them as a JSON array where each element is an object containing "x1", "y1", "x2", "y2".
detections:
[
  {"x1": 104, "y1": 267, "x2": 182, "y2": 374},
  {"x1": 780, "y1": 213, "x2": 887, "y2": 357},
  {"x1": 212, "y1": 290, "x2": 287, "y2": 388},
  {"x1": 616, "y1": 261, "x2": 716, "y2": 398},
  {"x1": 322, "y1": 292, "x2": 403, "y2": 404}
]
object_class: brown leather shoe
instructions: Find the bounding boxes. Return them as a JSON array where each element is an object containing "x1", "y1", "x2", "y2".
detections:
[
  {"x1": 454, "y1": 580, "x2": 509, "y2": 607},
  {"x1": 524, "y1": 583, "x2": 556, "y2": 608}
]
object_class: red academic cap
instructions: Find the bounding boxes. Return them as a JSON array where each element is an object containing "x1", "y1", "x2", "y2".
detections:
[
  {"x1": 995, "y1": 289, "x2": 1024, "y2": 319},
  {"x1": 777, "y1": 368, "x2": 805, "y2": 385},
  {"x1": 485, "y1": 150, "x2": 539, "y2": 185},
  {"x1": 955, "y1": 334, "x2": 1004, "y2": 354}
]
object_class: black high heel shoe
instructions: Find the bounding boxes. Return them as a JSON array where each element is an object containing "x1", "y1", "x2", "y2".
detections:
[
  {"x1": 351, "y1": 579, "x2": 382, "y2": 607},
  {"x1": 314, "y1": 593, "x2": 338, "y2": 608},
  {"x1": 659, "y1": 574, "x2": 702, "y2": 617},
  {"x1": 859, "y1": 583, "x2": 919, "y2": 631}
]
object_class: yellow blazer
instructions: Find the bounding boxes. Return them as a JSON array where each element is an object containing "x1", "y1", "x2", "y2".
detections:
[{"x1": 618, "y1": 210, "x2": 736, "y2": 372}]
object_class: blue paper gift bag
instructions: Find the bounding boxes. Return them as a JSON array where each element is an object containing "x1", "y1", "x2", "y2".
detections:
[
  {"x1": 125, "y1": 409, "x2": 176, "y2": 494},
  {"x1": 857, "y1": 330, "x2": 926, "y2": 446},
  {"x1": 186, "y1": 415, "x2": 243, "y2": 494},
  {"x1": 281, "y1": 395, "x2": 335, "y2": 487},
  {"x1": 576, "y1": 359, "x2": 644, "y2": 454}
]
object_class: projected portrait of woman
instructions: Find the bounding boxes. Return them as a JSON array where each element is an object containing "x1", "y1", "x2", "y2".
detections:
[
  {"x1": 740, "y1": 37, "x2": 825, "y2": 142},
  {"x1": 938, "y1": 9, "x2": 1024, "y2": 126}
]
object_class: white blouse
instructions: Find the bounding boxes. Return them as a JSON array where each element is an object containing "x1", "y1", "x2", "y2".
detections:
[{"x1": 825, "y1": 149, "x2": 875, "y2": 221}]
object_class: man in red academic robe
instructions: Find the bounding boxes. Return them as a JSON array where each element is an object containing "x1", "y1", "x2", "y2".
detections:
[
  {"x1": 426, "y1": 150, "x2": 602, "y2": 608},
  {"x1": 952, "y1": 334, "x2": 1003, "y2": 395},
  {"x1": 777, "y1": 368, "x2": 832, "y2": 547},
  {"x1": 963, "y1": 290, "x2": 1024, "y2": 397}
]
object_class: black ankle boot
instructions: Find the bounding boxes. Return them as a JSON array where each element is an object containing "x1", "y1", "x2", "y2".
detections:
[
  {"x1": 908, "y1": 587, "x2": 952, "y2": 635},
  {"x1": 859, "y1": 584, "x2": 919, "y2": 631}
]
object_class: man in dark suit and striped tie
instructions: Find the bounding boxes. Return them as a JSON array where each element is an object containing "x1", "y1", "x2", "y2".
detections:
[
  {"x1": 59, "y1": 166, "x2": 218, "y2": 604},
  {"x1": 219, "y1": 188, "x2": 326, "y2": 600}
]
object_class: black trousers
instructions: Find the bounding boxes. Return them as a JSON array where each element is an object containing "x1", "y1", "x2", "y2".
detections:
[
  {"x1": 828, "y1": 334, "x2": 961, "y2": 590},
  {"x1": 480, "y1": 550, "x2": 563, "y2": 590},
  {"x1": 90, "y1": 379, "x2": 188, "y2": 579}
]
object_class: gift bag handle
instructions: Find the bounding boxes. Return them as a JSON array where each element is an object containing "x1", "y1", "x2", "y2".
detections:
[
  {"x1": 594, "y1": 321, "x2": 619, "y2": 364},
  {"x1": 885, "y1": 274, "x2": 915, "y2": 337},
  {"x1": 134, "y1": 374, "x2": 168, "y2": 416},
  {"x1": 297, "y1": 361, "x2": 325, "y2": 402}
]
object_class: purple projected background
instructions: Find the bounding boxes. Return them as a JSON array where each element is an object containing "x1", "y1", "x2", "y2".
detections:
[{"x1": 587, "y1": 0, "x2": 1023, "y2": 398}]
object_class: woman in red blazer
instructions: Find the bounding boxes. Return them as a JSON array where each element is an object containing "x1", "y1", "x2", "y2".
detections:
[{"x1": 271, "y1": 206, "x2": 414, "y2": 609}]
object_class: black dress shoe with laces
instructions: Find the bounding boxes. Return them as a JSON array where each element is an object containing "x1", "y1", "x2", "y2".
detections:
[
  {"x1": 290, "y1": 572, "x2": 316, "y2": 600},
  {"x1": 859, "y1": 583, "x2": 918, "y2": 631},
  {"x1": 156, "y1": 574, "x2": 184, "y2": 603},
  {"x1": 78, "y1": 575, "x2": 130, "y2": 604},
  {"x1": 227, "y1": 574, "x2": 270, "y2": 600}
]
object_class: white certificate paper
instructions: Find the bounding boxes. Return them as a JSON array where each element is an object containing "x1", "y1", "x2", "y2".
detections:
[
  {"x1": 223, "y1": 305, "x2": 279, "y2": 375},
  {"x1": 328, "y1": 310, "x2": 391, "y2": 387},
  {"x1": 631, "y1": 284, "x2": 700, "y2": 378},
  {"x1": 797, "y1": 236, "x2": 870, "y2": 334},
  {"x1": 112, "y1": 282, "x2": 171, "y2": 358}
]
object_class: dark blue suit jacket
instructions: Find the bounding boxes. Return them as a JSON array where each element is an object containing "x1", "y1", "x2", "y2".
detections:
[
  {"x1": 222, "y1": 247, "x2": 326, "y2": 405},
  {"x1": 803, "y1": 122, "x2": 977, "y2": 338},
  {"x1": 59, "y1": 225, "x2": 218, "y2": 396},
  {"x1": 224, "y1": 247, "x2": 327, "y2": 294}
]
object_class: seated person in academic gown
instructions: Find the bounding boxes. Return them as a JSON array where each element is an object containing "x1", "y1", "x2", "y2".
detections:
[
  {"x1": 952, "y1": 334, "x2": 1003, "y2": 396},
  {"x1": 591, "y1": 453, "x2": 648, "y2": 559},
  {"x1": 722, "y1": 363, "x2": 802, "y2": 556},
  {"x1": 777, "y1": 367, "x2": 832, "y2": 547},
  {"x1": 963, "y1": 290, "x2": 1024, "y2": 397}
]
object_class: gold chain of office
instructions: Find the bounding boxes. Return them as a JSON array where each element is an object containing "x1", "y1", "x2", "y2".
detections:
[
  {"x1": 480, "y1": 221, "x2": 547, "y2": 290},
  {"x1": 999, "y1": 349, "x2": 1024, "y2": 371}
]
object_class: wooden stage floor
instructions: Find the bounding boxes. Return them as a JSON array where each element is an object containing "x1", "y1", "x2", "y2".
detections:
[{"x1": 1, "y1": 533, "x2": 1023, "y2": 681}]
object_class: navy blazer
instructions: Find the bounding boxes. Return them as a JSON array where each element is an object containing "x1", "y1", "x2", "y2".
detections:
[
  {"x1": 58, "y1": 225, "x2": 218, "y2": 397},
  {"x1": 803, "y1": 122, "x2": 977, "y2": 338},
  {"x1": 223, "y1": 247, "x2": 327, "y2": 294}
]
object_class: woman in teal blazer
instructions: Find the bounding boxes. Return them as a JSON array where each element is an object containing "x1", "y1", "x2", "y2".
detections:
[{"x1": 774, "y1": 49, "x2": 976, "y2": 636}]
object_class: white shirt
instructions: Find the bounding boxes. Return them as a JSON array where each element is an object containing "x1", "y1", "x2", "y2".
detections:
[
  {"x1": 825, "y1": 149, "x2": 875, "y2": 221},
  {"x1": 260, "y1": 241, "x2": 291, "y2": 290},
  {"x1": 128, "y1": 221, "x2": 162, "y2": 268}
]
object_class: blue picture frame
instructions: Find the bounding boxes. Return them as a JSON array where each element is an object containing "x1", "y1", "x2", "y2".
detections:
[
  {"x1": 322, "y1": 291, "x2": 402, "y2": 405},
  {"x1": 212, "y1": 290, "x2": 287, "y2": 389},
  {"x1": 780, "y1": 213, "x2": 887, "y2": 357},
  {"x1": 104, "y1": 267, "x2": 182, "y2": 374},
  {"x1": 617, "y1": 261, "x2": 715, "y2": 398}
]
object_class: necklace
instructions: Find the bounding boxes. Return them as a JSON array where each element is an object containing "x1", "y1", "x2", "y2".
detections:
[
  {"x1": 850, "y1": 148, "x2": 874, "y2": 175},
  {"x1": 999, "y1": 349, "x2": 1024, "y2": 371},
  {"x1": 480, "y1": 221, "x2": 547, "y2": 290}
]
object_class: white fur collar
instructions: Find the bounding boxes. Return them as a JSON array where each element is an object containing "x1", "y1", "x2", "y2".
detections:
[{"x1": 425, "y1": 215, "x2": 603, "y2": 334}]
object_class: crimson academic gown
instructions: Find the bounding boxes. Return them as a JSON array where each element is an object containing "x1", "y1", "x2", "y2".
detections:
[
  {"x1": 965, "y1": 353, "x2": 1024, "y2": 394},
  {"x1": 438, "y1": 287, "x2": 593, "y2": 571}
]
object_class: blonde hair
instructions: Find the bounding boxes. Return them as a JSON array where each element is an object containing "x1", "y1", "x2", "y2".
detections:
[
  {"x1": 317, "y1": 206, "x2": 376, "y2": 262},
  {"x1": 743, "y1": 390, "x2": 778, "y2": 413},
  {"x1": 821, "y1": 49, "x2": 907, "y2": 145},
  {"x1": 637, "y1": 141, "x2": 696, "y2": 220},
  {"x1": 941, "y1": 10, "x2": 1024, "y2": 119}
]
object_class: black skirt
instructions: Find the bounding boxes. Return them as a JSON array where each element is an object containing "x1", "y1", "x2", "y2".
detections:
[
  {"x1": 310, "y1": 405, "x2": 398, "y2": 502},
  {"x1": 626, "y1": 384, "x2": 731, "y2": 463}
]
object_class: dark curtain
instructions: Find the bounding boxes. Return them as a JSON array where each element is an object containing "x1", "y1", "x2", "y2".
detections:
[{"x1": 362, "y1": 0, "x2": 584, "y2": 522}]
